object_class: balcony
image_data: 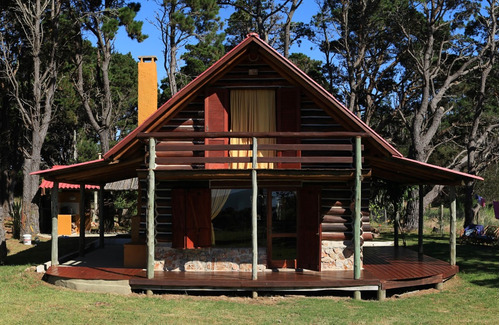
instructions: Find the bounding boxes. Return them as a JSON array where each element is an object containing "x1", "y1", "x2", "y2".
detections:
[{"x1": 137, "y1": 131, "x2": 369, "y2": 181}]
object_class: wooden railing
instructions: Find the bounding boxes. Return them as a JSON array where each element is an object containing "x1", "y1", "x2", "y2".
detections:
[{"x1": 137, "y1": 131, "x2": 367, "y2": 170}]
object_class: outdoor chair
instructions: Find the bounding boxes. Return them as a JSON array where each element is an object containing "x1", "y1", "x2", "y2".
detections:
[{"x1": 460, "y1": 224, "x2": 499, "y2": 246}]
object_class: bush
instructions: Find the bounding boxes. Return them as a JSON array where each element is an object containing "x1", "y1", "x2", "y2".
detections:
[{"x1": 9, "y1": 201, "x2": 22, "y2": 240}]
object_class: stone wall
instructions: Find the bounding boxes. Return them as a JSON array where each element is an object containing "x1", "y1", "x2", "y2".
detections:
[
  {"x1": 155, "y1": 246, "x2": 267, "y2": 272},
  {"x1": 321, "y1": 240, "x2": 362, "y2": 270}
]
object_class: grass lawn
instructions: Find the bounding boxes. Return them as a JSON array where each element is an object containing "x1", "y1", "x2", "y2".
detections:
[{"x1": 0, "y1": 235, "x2": 498, "y2": 325}]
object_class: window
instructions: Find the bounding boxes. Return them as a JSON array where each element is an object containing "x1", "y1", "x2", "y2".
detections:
[
  {"x1": 211, "y1": 189, "x2": 267, "y2": 247},
  {"x1": 229, "y1": 90, "x2": 276, "y2": 169}
]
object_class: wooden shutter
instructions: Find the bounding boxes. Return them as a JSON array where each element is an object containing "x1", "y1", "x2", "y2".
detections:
[
  {"x1": 172, "y1": 188, "x2": 211, "y2": 248},
  {"x1": 186, "y1": 188, "x2": 211, "y2": 248},
  {"x1": 205, "y1": 88, "x2": 229, "y2": 169},
  {"x1": 297, "y1": 186, "x2": 321, "y2": 271},
  {"x1": 171, "y1": 189, "x2": 186, "y2": 248},
  {"x1": 277, "y1": 88, "x2": 301, "y2": 168}
]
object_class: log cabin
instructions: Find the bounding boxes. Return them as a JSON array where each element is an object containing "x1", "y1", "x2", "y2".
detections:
[{"x1": 34, "y1": 34, "x2": 481, "y2": 296}]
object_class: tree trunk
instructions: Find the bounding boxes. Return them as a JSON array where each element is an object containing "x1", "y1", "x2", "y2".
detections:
[
  {"x1": 21, "y1": 159, "x2": 40, "y2": 236},
  {"x1": 405, "y1": 188, "x2": 419, "y2": 231},
  {"x1": 0, "y1": 205, "x2": 5, "y2": 264}
]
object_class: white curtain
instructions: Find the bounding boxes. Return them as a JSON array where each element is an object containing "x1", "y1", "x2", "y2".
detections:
[
  {"x1": 210, "y1": 189, "x2": 231, "y2": 245},
  {"x1": 230, "y1": 90, "x2": 276, "y2": 169}
]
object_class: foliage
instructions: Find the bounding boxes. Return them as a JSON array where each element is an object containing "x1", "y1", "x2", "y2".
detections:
[
  {"x1": 222, "y1": 0, "x2": 306, "y2": 57},
  {"x1": 153, "y1": 0, "x2": 222, "y2": 97},
  {"x1": 288, "y1": 53, "x2": 329, "y2": 90},
  {"x1": 9, "y1": 200, "x2": 21, "y2": 240},
  {"x1": 71, "y1": 0, "x2": 146, "y2": 153}
]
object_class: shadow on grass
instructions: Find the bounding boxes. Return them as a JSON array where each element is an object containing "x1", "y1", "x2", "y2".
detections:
[
  {"x1": 398, "y1": 234, "x2": 499, "y2": 289},
  {"x1": 5, "y1": 237, "x2": 80, "y2": 266}
]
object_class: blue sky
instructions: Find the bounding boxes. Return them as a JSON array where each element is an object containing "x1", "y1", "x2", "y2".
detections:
[{"x1": 113, "y1": 0, "x2": 321, "y2": 80}]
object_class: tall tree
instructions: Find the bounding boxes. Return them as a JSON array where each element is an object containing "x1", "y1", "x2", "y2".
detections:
[
  {"x1": 152, "y1": 0, "x2": 221, "y2": 97},
  {"x1": 180, "y1": 14, "x2": 225, "y2": 80},
  {"x1": 221, "y1": 0, "x2": 305, "y2": 57},
  {"x1": 454, "y1": 0, "x2": 498, "y2": 226},
  {"x1": 310, "y1": 0, "x2": 402, "y2": 127},
  {"x1": 0, "y1": 0, "x2": 63, "y2": 236},
  {"x1": 0, "y1": 0, "x2": 24, "y2": 260},
  {"x1": 394, "y1": 0, "x2": 498, "y2": 229},
  {"x1": 71, "y1": 0, "x2": 146, "y2": 154}
]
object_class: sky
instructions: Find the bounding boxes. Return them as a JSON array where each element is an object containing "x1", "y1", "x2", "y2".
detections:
[{"x1": 113, "y1": 0, "x2": 321, "y2": 80}]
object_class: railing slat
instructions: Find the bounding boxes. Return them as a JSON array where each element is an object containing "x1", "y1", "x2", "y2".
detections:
[{"x1": 138, "y1": 131, "x2": 369, "y2": 139}]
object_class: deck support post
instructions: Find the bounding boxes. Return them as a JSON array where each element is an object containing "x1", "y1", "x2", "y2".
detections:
[
  {"x1": 353, "y1": 291, "x2": 361, "y2": 300},
  {"x1": 353, "y1": 136, "x2": 362, "y2": 280},
  {"x1": 418, "y1": 184, "x2": 424, "y2": 261},
  {"x1": 251, "y1": 137, "x2": 258, "y2": 281},
  {"x1": 147, "y1": 137, "x2": 157, "y2": 280},
  {"x1": 99, "y1": 186, "x2": 105, "y2": 248},
  {"x1": 377, "y1": 288, "x2": 386, "y2": 301},
  {"x1": 79, "y1": 184, "x2": 86, "y2": 256},
  {"x1": 394, "y1": 211, "x2": 399, "y2": 248},
  {"x1": 449, "y1": 186, "x2": 456, "y2": 266},
  {"x1": 51, "y1": 182, "x2": 59, "y2": 267}
]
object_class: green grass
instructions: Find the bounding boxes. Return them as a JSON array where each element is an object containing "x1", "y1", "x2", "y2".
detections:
[{"x1": 0, "y1": 235, "x2": 498, "y2": 324}]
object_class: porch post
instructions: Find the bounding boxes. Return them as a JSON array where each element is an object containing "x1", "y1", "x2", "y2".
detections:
[
  {"x1": 353, "y1": 136, "x2": 362, "y2": 280},
  {"x1": 99, "y1": 185, "x2": 105, "y2": 248},
  {"x1": 79, "y1": 184, "x2": 86, "y2": 256},
  {"x1": 147, "y1": 137, "x2": 157, "y2": 279},
  {"x1": 449, "y1": 186, "x2": 457, "y2": 266},
  {"x1": 251, "y1": 137, "x2": 258, "y2": 281},
  {"x1": 51, "y1": 182, "x2": 59, "y2": 267},
  {"x1": 394, "y1": 211, "x2": 399, "y2": 247},
  {"x1": 418, "y1": 185, "x2": 424, "y2": 260}
]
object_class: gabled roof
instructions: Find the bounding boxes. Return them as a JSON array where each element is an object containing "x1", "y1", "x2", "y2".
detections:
[
  {"x1": 32, "y1": 34, "x2": 482, "y2": 186},
  {"x1": 104, "y1": 33, "x2": 400, "y2": 162}
]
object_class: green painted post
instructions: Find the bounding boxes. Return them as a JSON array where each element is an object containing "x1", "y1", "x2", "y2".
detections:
[
  {"x1": 147, "y1": 137, "x2": 157, "y2": 279},
  {"x1": 450, "y1": 186, "x2": 456, "y2": 266},
  {"x1": 252, "y1": 137, "x2": 258, "y2": 281},
  {"x1": 353, "y1": 136, "x2": 362, "y2": 280},
  {"x1": 79, "y1": 184, "x2": 86, "y2": 256},
  {"x1": 418, "y1": 185, "x2": 424, "y2": 260},
  {"x1": 51, "y1": 182, "x2": 59, "y2": 267},
  {"x1": 440, "y1": 204, "x2": 444, "y2": 235}
]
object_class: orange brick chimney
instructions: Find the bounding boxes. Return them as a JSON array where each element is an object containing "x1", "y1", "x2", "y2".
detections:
[{"x1": 138, "y1": 56, "x2": 158, "y2": 125}]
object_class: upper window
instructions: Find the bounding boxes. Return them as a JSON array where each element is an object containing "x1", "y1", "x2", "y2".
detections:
[{"x1": 229, "y1": 90, "x2": 276, "y2": 169}]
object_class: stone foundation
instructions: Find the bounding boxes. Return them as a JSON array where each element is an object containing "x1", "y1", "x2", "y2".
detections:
[
  {"x1": 155, "y1": 246, "x2": 267, "y2": 272},
  {"x1": 321, "y1": 240, "x2": 362, "y2": 270}
]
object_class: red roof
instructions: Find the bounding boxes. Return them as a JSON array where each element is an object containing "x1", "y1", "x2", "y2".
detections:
[{"x1": 31, "y1": 34, "x2": 482, "y2": 186}]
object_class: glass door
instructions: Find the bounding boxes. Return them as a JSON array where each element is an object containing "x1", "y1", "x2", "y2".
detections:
[{"x1": 267, "y1": 190, "x2": 297, "y2": 268}]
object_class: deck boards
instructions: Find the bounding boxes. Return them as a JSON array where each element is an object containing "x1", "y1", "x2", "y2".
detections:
[{"x1": 45, "y1": 246, "x2": 458, "y2": 292}]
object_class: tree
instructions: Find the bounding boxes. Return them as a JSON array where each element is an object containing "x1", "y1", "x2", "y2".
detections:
[
  {"x1": 180, "y1": 15, "x2": 225, "y2": 80},
  {"x1": 221, "y1": 0, "x2": 305, "y2": 57},
  {"x1": 288, "y1": 52, "x2": 329, "y2": 90},
  {"x1": 71, "y1": 0, "x2": 146, "y2": 154},
  {"x1": 152, "y1": 0, "x2": 222, "y2": 97},
  {"x1": 0, "y1": 0, "x2": 63, "y2": 236},
  {"x1": 310, "y1": 0, "x2": 402, "y2": 127},
  {"x1": 394, "y1": 0, "x2": 498, "y2": 229}
]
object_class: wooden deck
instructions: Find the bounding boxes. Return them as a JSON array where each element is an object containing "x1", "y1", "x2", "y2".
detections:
[{"x1": 45, "y1": 246, "x2": 458, "y2": 293}]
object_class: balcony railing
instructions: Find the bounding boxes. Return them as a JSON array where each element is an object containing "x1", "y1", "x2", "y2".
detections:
[{"x1": 138, "y1": 131, "x2": 367, "y2": 170}]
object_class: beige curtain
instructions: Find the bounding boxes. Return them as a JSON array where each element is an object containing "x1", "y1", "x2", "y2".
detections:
[
  {"x1": 230, "y1": 90, "x2": 276, "y2": 169},
  {"x1": 210, "y1": 189, "x2": 231, "y2": 245}
]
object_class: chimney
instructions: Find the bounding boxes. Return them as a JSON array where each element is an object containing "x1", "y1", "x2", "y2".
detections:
[{"x1": 138, "y1": 56, "x2": 158, "y2": 125}]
